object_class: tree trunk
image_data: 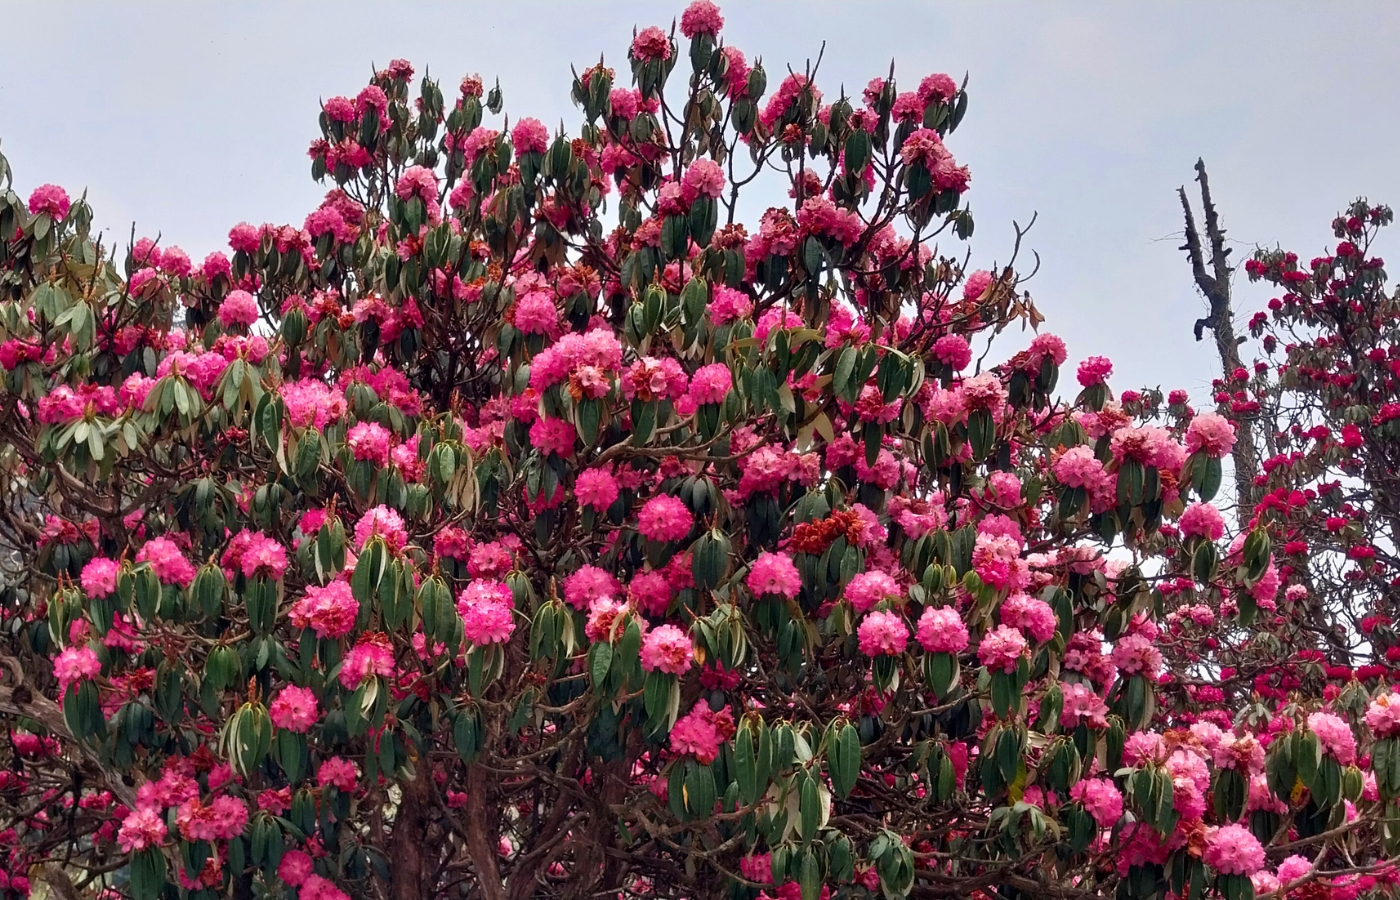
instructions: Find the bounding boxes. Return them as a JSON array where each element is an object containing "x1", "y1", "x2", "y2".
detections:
[
  {"x1": 1178, "y1": 158, "x2": 1262, "y2": 520},
  {"x1": 389, "y1": 768, "x2": 432, "y2": 900}
]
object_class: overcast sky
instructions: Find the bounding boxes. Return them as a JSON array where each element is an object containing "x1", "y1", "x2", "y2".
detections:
[{"x1": 3, "y1": 1, "x2": 1399, "y2": 399}]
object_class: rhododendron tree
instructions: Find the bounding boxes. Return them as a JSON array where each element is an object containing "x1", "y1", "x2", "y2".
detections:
[{"x1": 1, "y1": 5, "x2": 1397, "y2": 900}]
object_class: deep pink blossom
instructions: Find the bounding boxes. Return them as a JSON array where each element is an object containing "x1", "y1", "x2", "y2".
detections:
[{"x1": 637, "y1": 495, "x2": 694, "y2": 542}]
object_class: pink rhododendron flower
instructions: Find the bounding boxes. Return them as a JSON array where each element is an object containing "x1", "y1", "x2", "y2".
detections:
[
  {"x1": 844, "y1": 570, "x2": 901, "y2": 614},
  {"x1": 746, "y1": 551, "x2": 801, "y2": 599},
  {"x1": 1203, "y1": 824, "x2": 1265, "y2": 876},
  {"x1": 584, "y1": 597, "x2": 631, "y2": 643},
  {"x1": 708, "y1": 286, "x2": 752, "y2": 325},
  {"x1": 1111, "y1": 634, "x2": 1164, "y2": 678},
  {"x1": 1307, "y1": 710, "x2": 1357, "y2": 764},
  {"x1": 238, "y1": 532, "x2": 288, "y2": 580},
  {"x1": 1179, "y1": 502, "x2": 1226, "y2": 541},
  {"x1": 917, "y1": 73, "x2": 958, "y2": 106},
  {"x1": 1185, "y1": 412, "x2": 1237, "y2": 458},
  {"x1": 1070, "y1": 778, "x2": 1122, "y2": 828},
  {"x1": 688, "y1": 364, "x2": 732, "y2": 405},
  {"x1": 1367, "y1": 692, "x2": 1400, "y2": 737},
  {"x1": 631, "y1": 26, "x2": 672, "y2": 61},
  {"x1": 679, "y1": 0, "x2": 723, "y2": 38},
  {"x1": 962, "y1": 270, "x2": 993, "y2": 302},
  {"x1": 563, "y1": 564, "x2": 620, "y2": 610},
  {"x1": 999, "y1": 593, "x2": 1057, "y2": 643},
  {"x1": 80, "y1": 557, "x2": 119, "y2": 597},
  {"x1": 269, "y1": 685, "x2": 319, "y2": 733},
  {"x1": 575, "y1": 468, "x2": 621, "y2": 510},
  {"x1": 458, "y1": 581, "x2": 516, "y2": 645},
  {"x1": 289, "y1": 581, "x2": 358, "y2": 639},
  {"x1": 218, "y1": 290, "x2": 260, "y2": 328},
  {"x1": 28, "y1": 184, "x2": 72, "y2": 220},
  {"x1": 353, "y1": 505, "x2": 408, "y2": 553},
  {"x1": 511, "y1": 117, "x2": 549, "y2": 155},
  {"x1": 278, "y1": 850, "x2": 314, "y2": 886},
  {"x1": 317, "y1": 757, "x2": 360, "y2": 792},
  {"x1": 641, "y1": 623, "x2": 694, "y2": 675},
  {"x1": 681, "y1": 159, "x2": 725, "y2": 203},
  {"x1": 977, "y1": 625, "x2": 1028, "y2": 674},
  {"x1": 118, "y1": 806, "x2": 167, "y2": 852},
  {"x1": 338, "y1": 632, "x2": 395, "y2": 689},
  {"x1": 530, "y1": 417, "x2": 577, "y2": 457},
  {"x1": 857, "y1": 610, "x2": 909, "y2": 657},
  {"x1": 1076, "y1": 356, "x2": 1113, "y2": 387},
  {"x1": 637, "y1": 495, "x2": 694, "y2": 542},
  {"x1": 669, "y1": 701, "x2": 731, "y2": 764},
  {"x1": 53, "y1": 646, "x2": 101, "y2": 696},
  {"x1": 916, "y1": 606, "x2": 969, "y2": 654},
  {"x1": 346, "y1": 421, "x2": 392, "y2": 465},
  {"x1": 175, "y1": 795, "x2": 248, "y2": 842},
  {"x1": 1060, "y1": 682, "x2": 1109, "y2": 729},
  {"x1": 931, "y1": 335, "x2": 972, "y2": 371},
  {"x1": 136, "y1": 536, "x2": 197, "y2": 587}
]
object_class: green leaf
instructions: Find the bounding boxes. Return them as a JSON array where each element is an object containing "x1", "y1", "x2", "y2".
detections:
[
  {"x1": 833, "y1": 346, "x2": 859, "y2": 404},
  {"x1": 590, "y1": 641, "x2": 614, "y2": 691},
  {"x1": 735, "y1": 725, "x2": 759, "y2": 805},
  {"x1": 831, "y1": 723, "x2": 860, "y2": 798},
  {"x1": 797, "y1": 772, "x2": 820, "y2": 843}
]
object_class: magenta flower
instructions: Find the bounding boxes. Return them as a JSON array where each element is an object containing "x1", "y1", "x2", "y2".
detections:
[
  {"x1": 136, "y1": 536, "x2": 197, "y2": 587},
  {"x1": 218, "y1": 290, "x2": 260, "y2": 328},
  {"x1": 458, "y1": 581, "x2": 516, "y2": 645},
  {"x1": 1179, "y1": 502, "x2": 1226, "y2": 541},
  {"x1": 844, "y1": 571, "x2": 901, "y2": 614},
  {"x1": 27, "y1": 184, "x2": 71, "y2": 221},
  {"x1": 117, "y1": 806, "x2": 167, "y2": 853},
  {"x1": 346, "y1": 421, "x2": 392, "y2": 465},
  {"x1": 977, "y1": 625, "x2": 1028, "y2": 674},
  {"x1": 575, "y1": 468, "x2": 621, "y2": 511},
  {"x1": 637, "y1": 495, "x2": 694, "y2": 542},
  {"x1": 669, "y1": 701, "x2": 728, "y2": 764},
  {"x1": 584, "y1": 597, "x2": 630, "y2": 643},
  {"x1": 681, "y1": 159, "x2": 725, "y2": 204},
  {"x1": 999, "y1": 593, "x2": 1057, "y2": 644},
  {"x1": 916, "y1": 607, "x2": 969, "y2": 655},
  {"x1": 1076, "y1": 356, "x2": 1113, "y2": 388},
  {"x1": 80, "y1": 557, "x2": 120, "y2": 597},
  {"x1": 1367, "y1": 692, "x2": 1400, "y2": 738},
  {"x1": 1070, "y1": 778, "x2": 1122, "y2": 828},
  {"x1": 1307, "y1": 710, "x2": 1357, "y2": 764},
  {"x1": 1185, "y1": 412, "x2": 1238, "y2": 458},
  {"x1": 317, "y1": 756, "x2": 360, "y2": 792},
  {"x1": 269, "y1": 685, "x2": 319, "y2": 733},
  {"x1": 563, "y1": 564, "x2": 621, "y2": 611},
  {"x1": 631, "y1": 26, "x2": 672, "y2": 62},
  {"x1": 857, "y1": 610, "x2": 909, "y2": 657},
  {"x1": 278, "y1": 850, "x2": 315, "y2": 887},
  {"x1": 53, "y1": 646, "x2": 101, "y2": 696},
  {"x1": 679, "y1": 0, "x2": 723, "y2": 38},
  {"x1": 641, "y1": 624, "x2": 694, "y2": 675},
  {"x1": 338, "y1": 632, "x2": 395, "y2": 689},
  {"x1": 353, "y1": 505, "x2": 408, "y2": 553},
  {"x1": 511, "y1": 117, "x2": 549, "y2": 156},
  {"x1": 746, "y1": 551, "x2": 801, "y2": 600},
  {"x1": 289, "y1": 581, "x2": 358, "y2": 639},
  {"x1": 687, "y1": 364, "x2": 732, "y2": 406},
  {"x1": 932, "y1": 335, "x2": 972, "y2": 372},
  {"x1": 1203, "y1": 823, "x2": 1265, "y2": 877}
]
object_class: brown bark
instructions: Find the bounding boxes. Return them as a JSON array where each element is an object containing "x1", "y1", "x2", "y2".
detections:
[
  {"x1": 388, "y1": 765, "x2": 433, "y2": 900},
  {"x1": 1178, "y1": 158, "x2": 1262, "y2": 519},
  {"x1": 464, "y1": 762, "x2": 507, "y2": 900}
]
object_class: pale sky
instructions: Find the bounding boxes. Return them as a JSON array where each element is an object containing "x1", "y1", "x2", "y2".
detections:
[{"x1": 3, "y1": 1, "x2": 1399, "y2": 399}]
